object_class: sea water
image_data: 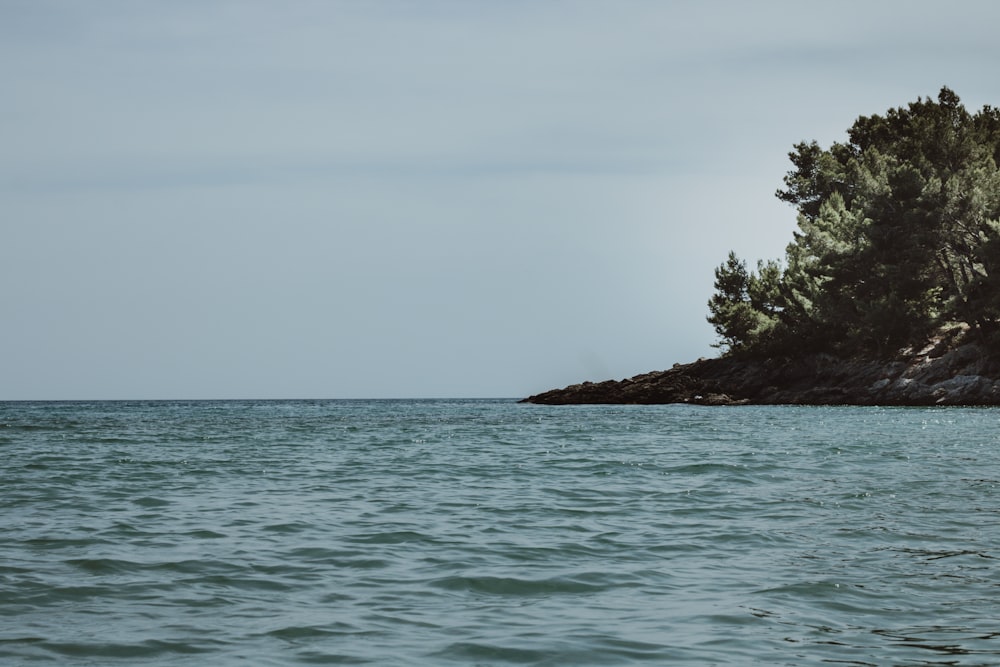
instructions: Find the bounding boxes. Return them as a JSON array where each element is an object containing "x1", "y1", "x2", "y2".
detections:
[{"x1": 2, "y1": 399, "x2": 999, "y2": 666}]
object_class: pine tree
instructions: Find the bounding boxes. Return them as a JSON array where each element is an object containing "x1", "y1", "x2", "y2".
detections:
[{"x1": 709, "y1": 87, "x2": 1000, "y2": 355}]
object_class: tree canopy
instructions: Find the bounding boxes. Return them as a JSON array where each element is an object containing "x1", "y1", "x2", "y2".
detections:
[{"x1": 708, "y1": 87, "x2": 1000, "y2": 357}]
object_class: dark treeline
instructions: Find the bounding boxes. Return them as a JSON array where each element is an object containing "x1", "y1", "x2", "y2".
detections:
[{"x1": 708, "y1": 87, "x2": 1000, "y2": 358}]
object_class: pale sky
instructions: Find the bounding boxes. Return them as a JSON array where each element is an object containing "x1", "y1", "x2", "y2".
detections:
[{"x1": 3, "y1": 0, "x2": 999, "y2": 399}]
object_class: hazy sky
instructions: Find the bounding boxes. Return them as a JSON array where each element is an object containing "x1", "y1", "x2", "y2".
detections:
[{"x1": 3, "y1": 1, "x2": 999, "y2": 399}]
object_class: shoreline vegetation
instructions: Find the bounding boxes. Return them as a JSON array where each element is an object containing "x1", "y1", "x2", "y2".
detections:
[{"x1": 524, "y1": 88, "x2": 1000, "y2": 405}]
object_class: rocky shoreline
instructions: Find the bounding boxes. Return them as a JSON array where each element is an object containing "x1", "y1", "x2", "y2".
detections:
[{"x1": 521, "y1": 340, "x2": 1000, "y2": 406}]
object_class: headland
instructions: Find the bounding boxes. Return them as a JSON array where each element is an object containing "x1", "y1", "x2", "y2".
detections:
[{"x1": 522, "y1": 335, "x2": 1000, "y2": 406}]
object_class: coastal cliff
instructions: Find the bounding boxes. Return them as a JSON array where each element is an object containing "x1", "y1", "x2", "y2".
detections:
[{"x1": 522, "y1": 338, "x2": 1000, "y2": 406}]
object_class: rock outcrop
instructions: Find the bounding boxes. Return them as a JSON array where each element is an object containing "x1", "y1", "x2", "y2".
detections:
[{"x1": 521, "y1": 338, "x2": 1000, "y2": 406}]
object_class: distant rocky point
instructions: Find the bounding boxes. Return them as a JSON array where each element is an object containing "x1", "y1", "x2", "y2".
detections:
[
  {"x1": 521, "y1": 336, "x2": 1000, "y2": 406},
  {"x1": 524, "y1": 88, "x2": 1000, "y2": 407}
]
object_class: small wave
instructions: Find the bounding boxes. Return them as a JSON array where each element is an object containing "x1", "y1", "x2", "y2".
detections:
[
  {"x1": 664, "y1": 462, "x2": 751, "y2": 475},
  {"x1": 65, "y1": 557, "x2": 144, "y2": 575},
  {"x1": 433, "y1": 641, "x2": 551, "y2": 664},
  {"x1": 132, "y1": 496, "x2": 171, "y2": 508},
  {"x1": 434, "y1": 636, "x2": 681, "y2": 665},
  {"x1": 259, "y1": 622, "x2": 377, "y2": 642},
  {"x1": 429, "y1": 572, "x2": 616, "y2": 596},
  {"x1": 261, "y1": 521, "x2": 314, "y2": 534},
  {"x1": 23, "y1": 536, "x2": 113, "y2": 551},
  {"x1": 292, "y1": 649, "x2": 374, "y2": 664},
  {"x1": 38, "y1": 638, "x2": 219, "y2": 658},
  {"x1": 347, "y1": 530, "x2": 443, "y2": 545},
  {"x1": 183, "y1": 528, "x2": 228, "y2": 539}
]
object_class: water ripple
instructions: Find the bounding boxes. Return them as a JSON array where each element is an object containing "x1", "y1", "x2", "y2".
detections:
[{"x1": 2, "y1": 400, "x2": 1000, "y2": 665}]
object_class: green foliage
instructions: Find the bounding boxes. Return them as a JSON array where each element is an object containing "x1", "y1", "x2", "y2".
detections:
[
  {"x1": 706, "y1": 252, "x2": 780, "y2": 353},
  {"x1": 709, "y1": 87, "x2": 1000, "y2": 357}
]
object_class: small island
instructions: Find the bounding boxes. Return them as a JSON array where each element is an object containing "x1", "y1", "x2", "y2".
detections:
[{"x1": 524, "y1": 88, "x2": 1000, "y2": 405}]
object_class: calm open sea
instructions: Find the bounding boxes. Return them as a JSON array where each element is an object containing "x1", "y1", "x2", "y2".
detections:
[{"x1": 2, "y1": 399, "x2": 999, "y2": 666}]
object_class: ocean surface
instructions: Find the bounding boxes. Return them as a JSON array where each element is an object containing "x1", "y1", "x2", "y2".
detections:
[{"x1": 2, "y1": 399, "x2": 1000, "y2": 666}]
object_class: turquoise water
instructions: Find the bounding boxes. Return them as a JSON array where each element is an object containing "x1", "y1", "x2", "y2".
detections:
[{"x1": 2, "y1": 399, "x2": 1000, "y2": 666}]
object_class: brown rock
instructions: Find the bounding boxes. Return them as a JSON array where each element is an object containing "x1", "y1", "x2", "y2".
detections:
[{"x1": 520, "y1": 342, "x2": 1000, "y2": 406}]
